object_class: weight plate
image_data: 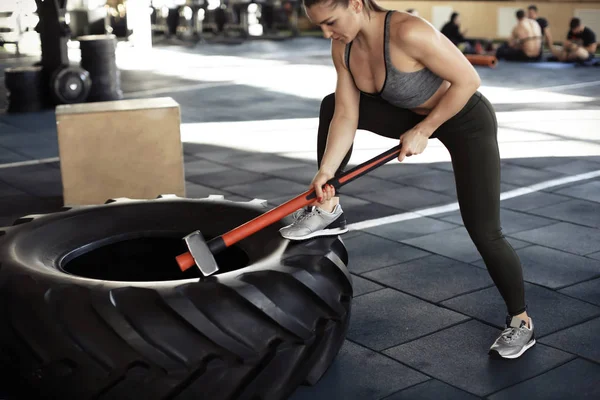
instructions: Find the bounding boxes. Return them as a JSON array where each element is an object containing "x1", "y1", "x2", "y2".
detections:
[{"x1": 50, "y1": 66, "x2": 92, "y2": 104}]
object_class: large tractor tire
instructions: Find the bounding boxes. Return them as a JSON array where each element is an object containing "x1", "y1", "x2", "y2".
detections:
[{"x1": 0, "y1": 195, "x2": 353, "y2": 400}]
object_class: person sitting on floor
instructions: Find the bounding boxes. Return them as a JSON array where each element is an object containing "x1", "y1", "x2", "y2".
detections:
[
  {"x1": 527, "y1": 4, "x2": 554, "y2": 52},
  {"x1": 441, "y1": 12, "x2": 476, "y2": 54},
  {"x1": 551, "y1": 18, "x2": 597, "y2": 63},
  {"x1": 496, "y1": 9, "x2": 543, "y2": 61}
]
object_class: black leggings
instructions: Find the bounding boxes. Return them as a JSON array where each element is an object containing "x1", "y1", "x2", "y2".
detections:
[{"x1": 317, "y1": 91, "x2": 526, "y2": 316}]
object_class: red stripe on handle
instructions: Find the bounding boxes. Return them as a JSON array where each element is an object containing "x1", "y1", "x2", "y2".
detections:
[{"x1": 221, "y1": 189, "x2": 315, "y2": 247}]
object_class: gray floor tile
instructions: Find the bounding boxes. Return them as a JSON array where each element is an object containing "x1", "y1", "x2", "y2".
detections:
[
  {"x1": 544, "y1": 159, "x2": 600, "y2": 175},
  {"x1": 345, "y1": 232, "x2": 430, "y2": 274},
  {"x1": 384, "y1": 320, "x2": 575, "y2": 397},
  {"x1": 363, "y1": 216, "x2": 459, "y2": 242},
  {"x1": 527, "y1": 199, "x2": 600, "y2": 229},
  {"x1": 504, "y1": 157, "x2": 575, "y2": 170},
  {"x1": 402, "y1": 226, "x2": 529, "y2": 264},
  {"x1": 187, "y1": 169, "x2": 265, "y2": 188},
  {"x1": 353, "y1": 186, "x2": 455, "y2": 211},
  {"x1": 343, "y1": 201, "x2": 408, "y2": 225},
  {"x1": 441, "y1": 283, "x2": 600, "y2": 337},
  {"x1": 362, "y1": 255, "x2": 494, "y2": 303},
  {"x1": 440, "y1": 208, "x2": 556, "y2": 235},
  {"x1": 351, "y1": 275, "x2": 384, "y2": 297},
  {"x1": 559, "y1": 277, "x2": 600, "y2": 306},
  {"x1": 554, "y1": 180, "x2": 600, "y2": 204},
  {"x1": 500, "y1": 190, "x2": 571, "y2": 212},
  {"x1": 544, "y1": 177, "x2": 600, "y2": 194},
  {"x1": 0, "y1": 182, "x2": 25, "y2": 198},
  {"x1": 472, "y1": 245, "x2": 600, "y2": 290},
  {"x1": 223, "y1": 177, "x2": 308, "y2": 199},
  {"x1": 347, "y1": 288, "x2": 469, "y2": 351},
  {"x1": 368, "y1": 163, "x2": 434, "y2": 180},
  {"x1": 487, "y1": 358, "x2": 600, "y2": 400},
  {"x1": 187, "y1": 145, "x2": 253, "y2": 162},
  {"x1": 384, "y1": 379, "x2": 481, "y2": 400},
  {"x1": 0, "y1": 164, "x2": 63, "y2": 197},
  {"x1": 289, "y1": 340, "x2": 428, "y2": 400},
  {"x1": 0, "y1": 146, "x2": 29, "y2": 164},
  {"x1": 499, "y1": 164, "x2": 563, "y2": 186},
  {"x1": 184, "y1": 159, "x2": 230, "y2": 176},
  {"x1": 264, "y1": 165, "x2": 318, "y2": 185},
  {"x1": 393, "y1": 169, "x2": 458, "y2": 196},
  {"x1": 336, "y1": 176, "x2": 405, "y2": 196},
  {"x1": 228, "y1": 154, "x2": 308, "y2": 173},
  {"x1": 539, "y1": 317, "x2": 600, "y2": 363},
  {"x1": 510, "y1": 222, "x2": 600, "y2": 256}
]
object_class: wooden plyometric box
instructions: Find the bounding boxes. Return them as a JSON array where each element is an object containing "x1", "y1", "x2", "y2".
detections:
[{"x1": 55, "y1": 97, "x2": 186, "y2": 206}]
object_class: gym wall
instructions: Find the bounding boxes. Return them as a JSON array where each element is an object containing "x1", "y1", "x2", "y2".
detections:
[{"x1": 378, "y1": 1, "x2": 600, "y2": 41}]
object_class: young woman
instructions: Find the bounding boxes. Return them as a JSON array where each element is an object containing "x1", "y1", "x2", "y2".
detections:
[{"x1": 279, "y1": 0, "x2": 536, "y2": 359}]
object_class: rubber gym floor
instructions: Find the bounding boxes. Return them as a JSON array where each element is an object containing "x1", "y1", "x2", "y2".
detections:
[{"x1": 1, "y1": 38, "x2": 599, "y2": 399}]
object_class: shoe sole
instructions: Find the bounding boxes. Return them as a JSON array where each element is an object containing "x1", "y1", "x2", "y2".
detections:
[
  {"x1": 489, "y1": 338, "x2": 536, "y2": 359},
  {"x1": 280, "y1": 227, "x2": 349, "y2": 241}
]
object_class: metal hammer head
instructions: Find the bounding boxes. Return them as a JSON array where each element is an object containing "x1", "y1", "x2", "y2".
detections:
[{"x1": 179, "y1": 230, "x2": 220, "y2": 277}]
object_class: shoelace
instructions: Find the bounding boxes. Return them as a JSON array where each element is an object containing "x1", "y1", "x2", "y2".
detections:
[
  {"x1": 295, "y1": 207, "x2": 319, "y2": 222},
  {"x1": 500, "y1": 326, "x2": 523, "y2": 343}
]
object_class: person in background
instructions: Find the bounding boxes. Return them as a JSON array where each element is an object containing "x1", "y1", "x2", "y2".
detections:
[
  {"x1": 440, "y1": 12, "x2": 479, "y2": 54},
  {"x1": 527, "y1": 5, "x2": 554, "y2": 51},
  {"x1": 551, "y1": 17, "x2": 597, "y2": 63},
  {"x1": 496, "y1": 9, "x2": 542, "y2": 61}
]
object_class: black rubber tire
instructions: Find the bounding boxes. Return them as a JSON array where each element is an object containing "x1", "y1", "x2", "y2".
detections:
[{"x1": 0, "y1": 195, "x2": 352, "y2": 400}]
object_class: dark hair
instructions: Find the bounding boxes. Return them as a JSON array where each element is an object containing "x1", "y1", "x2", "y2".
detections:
[
  {"x1": 450, "y1": 12, "x2": 459, "y2": 23},
  {"x1": 516, "y1": 9, "x2": 525, "y2": 20},
  {"x1": 406, "y1": 8, "x2": 415, "y2": 13},
  {"x1": 302, "y1": 0, "x2": 385, "y2": 15},
  {"x1": 570, "y1": 17, "x2": 581, "y2": 30},
  {"x1": 527, "y1": 5, "x2": 537, "y2": 12}
]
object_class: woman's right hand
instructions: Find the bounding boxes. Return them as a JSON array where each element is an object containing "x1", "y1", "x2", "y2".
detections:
[{"x1": 311, "y1": 169, "x2": 335, "y2": 205}]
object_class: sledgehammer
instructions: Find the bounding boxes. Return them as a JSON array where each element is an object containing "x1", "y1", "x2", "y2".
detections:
[{"x1": 176, "y1": 144, "x2": 404, "y2": 276}]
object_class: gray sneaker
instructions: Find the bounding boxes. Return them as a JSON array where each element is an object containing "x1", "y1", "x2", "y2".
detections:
[
  {"x1": 489, "y1": 316, "x2": 536, "y2": 359},
  {"x1": 279, "y1": 204, "x2": 348, "y2": 240}
]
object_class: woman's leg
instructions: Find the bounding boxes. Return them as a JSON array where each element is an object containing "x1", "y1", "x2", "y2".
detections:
[
  {"x1": 279, "y1": 92, "x2": 422, "y2": 240},
  {"x1": 438, "y1": 94, "x2": 534, "y2": 358},
  {"x1": 437, "y1": 94, "x2": 528, "y2": 319},
  {"x1": 316, "y1": 92, "x2": 423, "y2": 211}
]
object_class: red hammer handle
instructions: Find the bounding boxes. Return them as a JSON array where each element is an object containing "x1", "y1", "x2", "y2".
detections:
[{"x1": 176, "y1": 144, "x2": 403, "y2": 271}]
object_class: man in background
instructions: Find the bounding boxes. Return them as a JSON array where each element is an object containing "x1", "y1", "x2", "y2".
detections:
[
  {"x1": 527, "y1": 5, "x2": 554, "y2": 51},
  {"x1": 551, "y1": 18, "x2": 597, "y2": 63},
  {"x1": 496, "y1": 9, "x2": 543, "y2": 61}
]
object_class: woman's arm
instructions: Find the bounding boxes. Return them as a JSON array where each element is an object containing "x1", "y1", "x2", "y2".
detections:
[
  {"x1": 318, "y1": 39, "x2": 361, "y2": 176},
  {"x1": 395, "y1": 18, "x2": 481, "y2": 137}
]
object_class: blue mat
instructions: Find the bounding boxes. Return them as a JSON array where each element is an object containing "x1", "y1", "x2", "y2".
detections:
[{"x1": 524, "y1": 62, "x2": 577, "y2": 69}]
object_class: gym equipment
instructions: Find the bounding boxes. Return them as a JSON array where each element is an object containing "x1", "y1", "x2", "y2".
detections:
[
  {"x1": 50, "y1": 66, "x2": 92, "y2": 104},
  {"x1": 466, "y1": 54, "x2": 498, "y2": 68},
  {"x1": 4, "y1": 66, "x2": 46, "y2": 113},
  {"x1": 79, "y1": 34, "x2": 123, "y2": 102},
  {"x1": 55, "y1": 97, "x2": 185, "y2": 206},
  {"x1": 177, "y1": 144, "x2": 404, "y2": 275},
  {"x1": 0, "y1": 195, "x2": 352, "y2": 400}
]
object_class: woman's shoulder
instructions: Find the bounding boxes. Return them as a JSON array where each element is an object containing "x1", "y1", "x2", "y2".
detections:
[{"x1": 388, "y1": 11, "x2": 438, "y2": 48}]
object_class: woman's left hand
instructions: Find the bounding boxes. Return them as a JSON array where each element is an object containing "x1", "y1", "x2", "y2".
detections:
[{"x1": 398, "y1": 125, "x2": 432, "y2": 162}]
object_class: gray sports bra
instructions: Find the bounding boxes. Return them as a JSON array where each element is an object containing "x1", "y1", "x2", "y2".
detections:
[{"x1": 345, "y1": 10, "x2": 444, "y2": 109}]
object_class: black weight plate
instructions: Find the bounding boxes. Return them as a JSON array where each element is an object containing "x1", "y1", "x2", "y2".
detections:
[{"x1": 50, "y1": 66, "x2": 92, "y2": 104}]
